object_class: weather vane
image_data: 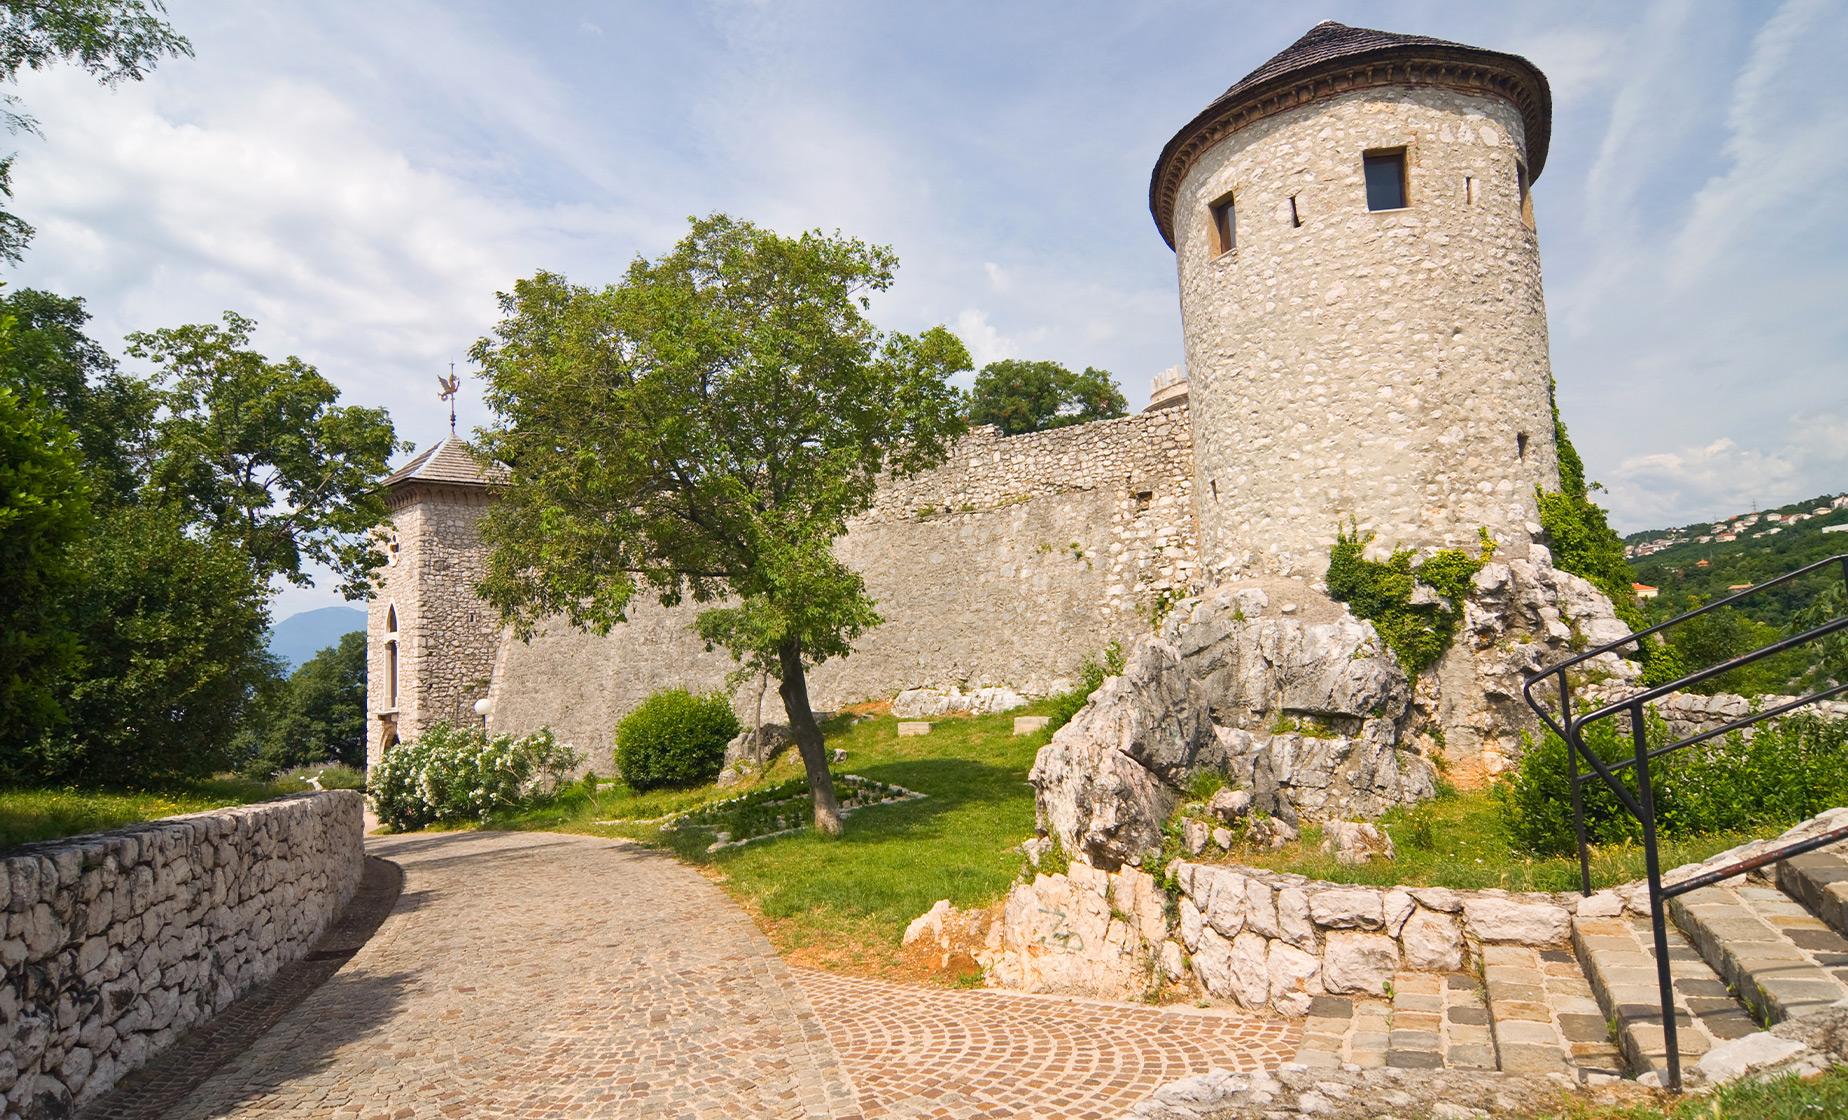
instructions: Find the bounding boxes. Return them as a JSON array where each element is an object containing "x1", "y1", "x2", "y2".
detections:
[{"x1": 437, "y1": 363, "x2": 461, "y2": 435}]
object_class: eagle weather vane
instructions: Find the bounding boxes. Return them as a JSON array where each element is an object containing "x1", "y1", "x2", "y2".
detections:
[{"x1": 438, "y1": 364, "x2": 461, "y2": 435}]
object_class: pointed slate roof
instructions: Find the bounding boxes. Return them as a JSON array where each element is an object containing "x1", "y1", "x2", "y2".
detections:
[
  {"x1": 383, "y1": 435, "x2": 506, "y2": 488},
  {"x1": 1149, "y1": 20, "x2": 1551, "y2": 248}
]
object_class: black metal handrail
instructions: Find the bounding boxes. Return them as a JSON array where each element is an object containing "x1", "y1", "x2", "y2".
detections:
[{"x1": 1522, "y1": 553, "x2": 1848, "y2": 1091}]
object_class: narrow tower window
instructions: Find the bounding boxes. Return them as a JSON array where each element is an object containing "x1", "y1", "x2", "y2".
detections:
[
  {"x1": 1517, "y1": 432, "x2": 1529, "y2": 461},
  {"x1": 1288, "y1": 194, "x2": 1302, "y2": 227},
  {"x1": 1465, "y1": 176, "x2": 1476, "y2": 206},
  {"x1": 1515, "y1": 160, "x2": 1534, "y2": 227},
  {"x1": 1208, "y1": 192, "x2": 1236, "y2": 256},
  {"x1": 1363, "y1": 149, "x2": 1408, "y2": 211},
  {"x1": 385, "y1": 604, "x2": 400, "y2": 709}
]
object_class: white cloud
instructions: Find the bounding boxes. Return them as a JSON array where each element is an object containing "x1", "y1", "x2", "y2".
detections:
[{"x1": 951, "y1": 308, "x2": 1015, "y2": 373}]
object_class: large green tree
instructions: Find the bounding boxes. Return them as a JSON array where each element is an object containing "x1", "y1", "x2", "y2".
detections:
[
  {"x1": 0, "y1": 1, "x2": 191, "y2": 261},
  {"x1": 246, "y1": 631, "x2": 367, "y2": 777},
  {"x1": 127, "y1": 312, "x2": 404, "y2": 597},
  {"x1": 473, "y1": 214, "x2": 969, "y2": 833},
  {"x1": 968, "y1": 358, "x2": 1127, "y2": 435},
  {"x1": 0, "y1": 373, "x2": 89, "y2": 759},
  {"x1": 0, "y1": 288, "x2": 153, "y2": 500},
  {"x1": 36, "y1": 504, "x2": 272, "y2": 783}
]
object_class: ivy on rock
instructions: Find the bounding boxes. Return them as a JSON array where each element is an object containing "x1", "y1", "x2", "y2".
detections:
[{"x1": 1326, "y1": 526, "x2": 1492, "y2": 674}]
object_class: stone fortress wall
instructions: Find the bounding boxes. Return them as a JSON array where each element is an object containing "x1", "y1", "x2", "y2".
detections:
[
  {"x1": 1174, "y1": 85, "x2": 1560, "y2": 579},
  {"x1": 0, "y1": 793, "x2": 365, "y2": 1118},
  {"x1": 479, "y1": 406, "x2": 1198, "y2": 761}
]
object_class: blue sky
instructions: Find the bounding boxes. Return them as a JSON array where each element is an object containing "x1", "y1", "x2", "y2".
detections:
[{"x1": 9, "y1": 1, "x2": 1846, "y2": 618}]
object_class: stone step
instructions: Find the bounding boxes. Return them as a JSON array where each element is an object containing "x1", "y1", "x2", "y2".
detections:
[
  {"x1": 1479, "y1": 944, "x2": 1623, "y2": 1078},
  {"x1": 1574, "y1": 913, "x2": 1758, "y2": 1082},
  {"x1": 1777, "y1": 847, "x2": 1848, "y2": 940},
  {"x1": 1669, "y1": 879, "x2": 1848, "y2": 1025}
]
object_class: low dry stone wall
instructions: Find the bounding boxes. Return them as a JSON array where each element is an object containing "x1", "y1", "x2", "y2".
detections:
[
  {"x1": 911, "y1": 855, "x2": 1584, "y2": 1017},
  {"x1": 1, "y1": 792, "x2": 365, "y2": 1118}
]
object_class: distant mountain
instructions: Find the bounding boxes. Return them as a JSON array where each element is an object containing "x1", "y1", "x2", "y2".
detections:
[{"x1": 269, "y1": 606, "x2": 367, "y2": 670}]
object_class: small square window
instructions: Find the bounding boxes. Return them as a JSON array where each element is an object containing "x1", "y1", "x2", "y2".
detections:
[
  {"x1": 1363, "y1": 150, "x2": 1408, "y2": 211},
  {"x1": 1208, "y1": 193, "x2": 1236, "y2": 256}
]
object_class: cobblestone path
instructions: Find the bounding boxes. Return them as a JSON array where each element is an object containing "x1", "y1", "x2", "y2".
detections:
[{"x1": 112, "y1": 831, "x2": 1296, "y2": 1119}]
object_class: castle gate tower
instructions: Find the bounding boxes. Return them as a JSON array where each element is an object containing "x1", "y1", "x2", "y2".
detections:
[
  {"x1": 364, "y1": 436, "x2": 504, "y2": 771},
  {"x1": 1150, "y1": 21, "x2": 1560, "y2": 580}
]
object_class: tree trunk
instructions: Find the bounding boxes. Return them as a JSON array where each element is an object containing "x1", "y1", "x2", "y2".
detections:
[{"x1": 777, "y1": 639, "x2": 844, "y2": 836}]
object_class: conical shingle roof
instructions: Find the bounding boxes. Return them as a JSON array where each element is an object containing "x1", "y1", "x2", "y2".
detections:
[
  {"x1": 1149, "y1": 20, "x2": 1551, "y2": 248},
  {"x1": 383, "y1": 435, "x2": 506, "y2": 488}
]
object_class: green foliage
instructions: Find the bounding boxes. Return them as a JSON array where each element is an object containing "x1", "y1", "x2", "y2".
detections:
[
  {"x1": 127, "y1": 312, "x2": 404, "y2": 597},
  {"x1": 1497, "y1": 714, "x2": 1848, "y2": 856},
  {"x1": 29, "y1": 505, "x2": 273, "y2": 785},
  {"x1": 473, "y1": 214, "x2": 970, "y2": 832},
  {"x1": 967, "y1": 358, "x2": 1127, "y2": 435},
  {"x1": 1660, "y1": 604, "x2": 1808, "y2": 696},
  {"x1": 245, "y1": 632, "x2": 367, "y2": 777},
  {"x1": 1537, "y1": 386, "x2": 1643, "y2": 631},
  {"x1": 369, "y1": 722, "x2": 581, "y2": 832},
  {"x1": 1045, "y1": 641, "x2": 1126, "y2": 731},
  {"x1": 0, "y1": 777, "x2": 285, "y2": 849},
  {"x1": 0, "y1": 289, "x2": 154, "y2": 501},
  {"x1": 614, "y1": 688, "x2": 741, "y2": 791},
  {"x1": 0, "y1": 1, "x2": 192, "y2": 262},
  {"x1": 0, "y1": 378, "x2": 89, "y2": 758},
  {"x1": 1325, "y1": 526, "x2": 1484, "y2": 673}
]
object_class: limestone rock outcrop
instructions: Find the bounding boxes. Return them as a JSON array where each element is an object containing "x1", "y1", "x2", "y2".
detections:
[
  {"x1": 717, "y1": 723, "x2": 795, "y2": 786},
  {"x1": 1434, "y1": 550, "x2": 1639, "y2": 774},
  {"x1": 1030, "y1": 585, "x2": 1435, "y2": 867}
]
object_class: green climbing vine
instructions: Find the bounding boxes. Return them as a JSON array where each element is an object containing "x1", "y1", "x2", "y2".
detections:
[
  {"x1": 1326, "y1": 525, "x2": 1493, "y2": 674},
  {"x1": 1536, "y1": 381, "x2": 1644, "y2": 634}
]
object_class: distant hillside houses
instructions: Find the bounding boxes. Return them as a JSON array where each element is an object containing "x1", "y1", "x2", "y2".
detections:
[{"x1": 1624, "y1": 493, "x2": 1848, "y2": 559}]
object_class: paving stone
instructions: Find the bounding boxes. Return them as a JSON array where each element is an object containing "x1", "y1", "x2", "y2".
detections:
[
  {"x1": 1558, "y1": 1013, "x2": 1610, "y2": 1044},
  {"x1": 88, "y1": 832, "x2": 1298, "y2": 1120},
  {"x1": 1385, "y1": 1049, "x2": 1443, "y2": 1069},
  {"x1": 1446, "y1": 1005, "x2": 1489, "y2": 1026}
]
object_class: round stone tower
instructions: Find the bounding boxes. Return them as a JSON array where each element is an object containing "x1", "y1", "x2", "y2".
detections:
[{"x1": 1151, "y1": 21, "x2": 1559, "y2": 580}]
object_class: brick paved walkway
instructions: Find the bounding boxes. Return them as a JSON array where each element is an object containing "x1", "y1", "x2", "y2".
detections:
[{"x1": 100, "y1": 831, "x2": 1295, "y2": 1119}]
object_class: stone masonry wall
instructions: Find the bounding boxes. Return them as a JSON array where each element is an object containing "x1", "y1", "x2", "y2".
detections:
[
  {"x1": 1175, "y1": 85, "x2": 1560, "y2": 581},
  {"x1": 1, "y1": 792, "x2": 365, "y2": 1118},
  {"x1": 367, "y1": 483, "x2": 499, "y2": 771},
  {"x1": 485, "y1": 409, "x2": 1197, "y2": 765}
]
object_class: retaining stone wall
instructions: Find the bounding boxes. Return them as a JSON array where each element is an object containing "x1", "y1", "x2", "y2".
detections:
[
  {"x1": 1, "y1": 792, "x2": 365, "y2": 1118},
  {"x1": 931, "y1": 856, "x2": 1584, "y2": 1017}
]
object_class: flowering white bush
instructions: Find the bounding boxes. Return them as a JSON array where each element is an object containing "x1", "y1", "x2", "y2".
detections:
[{"x1": 370, "y1": 722, "x2": 582, "y2": 832}]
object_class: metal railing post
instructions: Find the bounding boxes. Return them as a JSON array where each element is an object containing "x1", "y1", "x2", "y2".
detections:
[
  {"x1": 1561, "y1": 672, "x2": 1592, "y2": 896},
  {"x1": 1629, "y1": 700, "x2": 1680, "y2": 1090}
]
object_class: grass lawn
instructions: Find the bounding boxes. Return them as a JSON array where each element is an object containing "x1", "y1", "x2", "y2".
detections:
[
  {"x1": 1217, "y1": 784, "x2": 1762, "y2": 894},
  {"x1": 1533, "y1": 1066, "x2": 1848, "y2": 1119},
  {"x1": 492, "y1": 704, "x2": 1047, "y2": 978},
  {"x1": 0, "y1": 777, "x2": 292, "y2": 850}
]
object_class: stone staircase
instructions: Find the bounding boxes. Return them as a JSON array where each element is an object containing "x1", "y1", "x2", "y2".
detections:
[
  {"x1": 1294, "y1": 844, "x2": 1848, "y2": 1084},
  {"x1": 1572, "y1": 845, "x2": 1848, "y2": 1084}
]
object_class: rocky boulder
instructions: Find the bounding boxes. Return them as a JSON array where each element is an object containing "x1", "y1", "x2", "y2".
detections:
[
  {"x1": 892, "y1": 686, "x2": 1028, "y2": 719},
  {"x1": 716, "y1": 722, "x2": 794, "y2": 786},
  {"x1": 1031, "y1": 585, "x2": 1436, "y2": 867},
  {"x1": 1433, "y1": 551, "x2": 1638, "y2": 774}
]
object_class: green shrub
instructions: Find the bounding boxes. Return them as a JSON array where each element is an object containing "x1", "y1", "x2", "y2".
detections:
[
  {"x1": 1497, "y1": 713, "x2": 1848, "y2": 856},
  {"x1": 614, "y1": 689, "x2": 740, "y2": 791},
  {"x1": 1046, "y1": 641, "x2": 1126, "y2": 731},
  {"x1": 370, "y1": 722, "x2": 581, "y2": 832},
  {"x1": 1326, "y1": 526, "x2": 1484, "y2": 673}
]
